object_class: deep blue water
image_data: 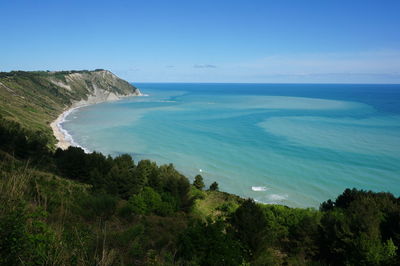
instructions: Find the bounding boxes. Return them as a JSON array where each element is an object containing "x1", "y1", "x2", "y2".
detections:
[{"x1": 62, "y1": 83, "x2": 400, "y2": 207}]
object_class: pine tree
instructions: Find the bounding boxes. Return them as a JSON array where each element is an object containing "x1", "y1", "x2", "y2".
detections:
[
  {"x1": 193, "y1": 175, "x2": 205, "y2": 190},
  {"x1": 209, "y1": 181, "x2": 219, "y2": 191}
]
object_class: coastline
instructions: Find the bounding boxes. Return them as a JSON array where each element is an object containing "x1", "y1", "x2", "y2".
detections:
[
  {"x1": 50, "y1": 106, "x2": 80, "y2": 150},
  {"x1": 50, "y1": 90, "x2": 142, "y2": 150}
]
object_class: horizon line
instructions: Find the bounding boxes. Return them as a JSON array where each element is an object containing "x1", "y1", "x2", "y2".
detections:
[{"x1": 131, "y1": 81, "x2": 400, "y2": 85}]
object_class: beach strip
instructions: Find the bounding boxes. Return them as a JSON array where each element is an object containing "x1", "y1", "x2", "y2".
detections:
[
  {"x1": 50, "y1": 90, "x2": 143, "y2": 150},
  {"x1": 50, "y1": 106, "x2": 82, "y2": 150}
]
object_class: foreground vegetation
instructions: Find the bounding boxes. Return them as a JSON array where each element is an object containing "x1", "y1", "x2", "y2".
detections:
[{"x1": 0, "y1": 71, "x2": 399, "y2": 265}]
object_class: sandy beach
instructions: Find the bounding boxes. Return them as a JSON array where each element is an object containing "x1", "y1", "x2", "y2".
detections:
[
  {"x1": 50, "y1": 89, "x2": 142, "y2": 150},
  {"x1": 50, "y1": 106, "x2": 82, "y2": 149}
]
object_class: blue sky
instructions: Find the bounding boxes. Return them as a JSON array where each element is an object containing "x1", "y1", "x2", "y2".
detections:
[{"x1": 1, "y1": 0, "x2": 399, "y2": 83}]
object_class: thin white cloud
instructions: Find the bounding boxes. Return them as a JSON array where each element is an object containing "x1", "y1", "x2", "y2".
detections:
[
  {"x1": 233, "y1": 50, "x2": 400, "y2": 75},
  {"x1": 194, "y1": 64, "x2": 217, "y2": 68}
]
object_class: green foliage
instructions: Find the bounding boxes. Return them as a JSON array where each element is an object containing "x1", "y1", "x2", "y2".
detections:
[
  {"x1": 209, "y1": 181, "x2": 219, "y2": 191},
  {"x1": 192, "y1": 190, "x2": 242, "y2": 220},
  {"x1": 129, "y1": 187, "x2": 161, "y2": 215},
  {"x1": 0, "y1": 116, "x2": 51, "y2": 161},
  {"x1": 318, "y1": 188, "x2": 400, "y2": 265},
  {"x1": 230, "y1": 199, "x2": 268, "y2": 257},
  {"x1": 128, "y1": 193, "x2": 148, "y2": 215},
  {"x1": 259, "y1": 204, "x2": 321, "y2": 262},
  {"x1": 53, "y1": 148, "x2": 192, "y2": 214},
  {"x1": 193, "y1": 174, "x2": 205, "y2": 190},
  {"x1": 135, "y1": 159, "x2": 157, "y2": 192},
  {"x1": 78, "y1": 193, "x2": 118, "y2": 220},
  {"x1": 108, "y1": 224, "x2": 145, "y2": 251},
  {"x1": 127, "y1": 187, "x2": 175, "y2": 216},
  {"x1": 178, "y1": 219, "x2": 245, "y2": 265},
  {"x1": 0, "y1": 202, "x2": 57, "y2": 265}
]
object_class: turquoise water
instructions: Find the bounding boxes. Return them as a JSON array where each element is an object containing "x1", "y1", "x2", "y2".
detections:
[{"x1": 62, "y1": 83, "x2": 400, "y2": 208}]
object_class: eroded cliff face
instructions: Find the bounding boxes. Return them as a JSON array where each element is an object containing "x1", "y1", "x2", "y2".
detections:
[{"x1": 48, "y1": 70, "x2": 141, "y2": 107}]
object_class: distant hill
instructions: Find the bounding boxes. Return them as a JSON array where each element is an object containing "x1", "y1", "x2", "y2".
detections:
[{"x1": 0, "y1": 70, "x2": 140, "y2": 143}]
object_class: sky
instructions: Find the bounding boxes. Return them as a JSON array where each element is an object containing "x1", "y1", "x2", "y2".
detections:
[{"x1": 1, "y1": 0, "x2": 400, "y2": 83}]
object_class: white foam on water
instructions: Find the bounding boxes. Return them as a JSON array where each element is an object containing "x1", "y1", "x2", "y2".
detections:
[
  {"x1": 159, "y1": 100, "x2": 177, "y2": 103},
  {"x1": 252, "y1": 186, "x2": 268, "y2": 191},
  {"x1": 253, "y1": 193, "x2": 289, "y2": 205},
  {"x1": 268, "y1": 194, "x2": 288, "y2": 201}
]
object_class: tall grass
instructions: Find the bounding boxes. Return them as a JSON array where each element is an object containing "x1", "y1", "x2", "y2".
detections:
[{"x1": 0, "y1": 160, "x2": 118, "y2": 265}]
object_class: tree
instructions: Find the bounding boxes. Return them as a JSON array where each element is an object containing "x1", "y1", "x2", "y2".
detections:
[
  {"x1": 178, "y1": 220, "x2": 245, "y2": 265},
  {"x1": 209, "y1": 182, "x2": 219, "y2": 191},
  {"x1": 127, "y1": 187, "x2": 170, "y2": 216},
  {"x1": 318, "y1": 189, "x2": 400, "y2": 265},
  {"x1": 193, "y1": 175, "x2": 205, "y2": 190},
  {"x1": 230, "y1": 199, "x2": 268, "y2": 256}
]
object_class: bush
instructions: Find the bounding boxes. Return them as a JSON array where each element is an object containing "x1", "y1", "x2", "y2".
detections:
[
  {"x1": 209, "y1": 181, "x2": 219, "y2": 191},
  {"x1": 0, "y1": 202, "x2": 56, "y2": 265},
  {"x1": 77, "y1": 193, "x2": 117, "y2": 220},
  {"x1": 230, "y1": 199, "x2": 267, "y2": 256},
  {"x1": 193, "y1": 175, "x2": 205, "y2": 190},
  {"x1": 178, "y1": 220, "x2": 245, "y2": 265}
]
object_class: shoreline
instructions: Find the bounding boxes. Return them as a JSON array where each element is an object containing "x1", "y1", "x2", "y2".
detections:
[
  {"x1": 50, "y1": 91, "x2": 142, "y2": 150},
  {"x1": 50, "y1": 106, "x2": 81, "y2": 150}
]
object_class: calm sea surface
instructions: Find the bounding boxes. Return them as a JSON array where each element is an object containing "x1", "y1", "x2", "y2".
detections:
[{"x1": 62, "y1": 83, "x2": 400, "y2": 208}]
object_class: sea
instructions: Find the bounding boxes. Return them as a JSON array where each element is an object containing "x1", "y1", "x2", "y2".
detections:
[{"x1": 61, "y1": 83, "x2": 400, "y2": 208}]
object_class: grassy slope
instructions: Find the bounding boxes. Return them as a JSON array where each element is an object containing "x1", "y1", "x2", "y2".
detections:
[{"x1": 191, "y1": 188, "x2": 243, "y2": 220}]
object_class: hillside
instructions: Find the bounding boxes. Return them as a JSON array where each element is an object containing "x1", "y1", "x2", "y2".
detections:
[
  {"x1": 0, "y1": 70, "x2": 140, "y2": 145},
  {"x1": 0, "y1": 70, "x2": 399, "y2": 265}
]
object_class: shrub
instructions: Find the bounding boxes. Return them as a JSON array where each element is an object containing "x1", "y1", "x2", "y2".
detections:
[
  {"x1": 0, "y1": 202, "x2": 57, "y2": 265},
  {"x1": 77, "y1": 193, "x2": 117, "y2": 220},
  {"x1": 209, "y1": 181, "x2": 219, "y2": 191},
  {"x1": 193, "y1": 175, "x2": 205, "y2": 190}
]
